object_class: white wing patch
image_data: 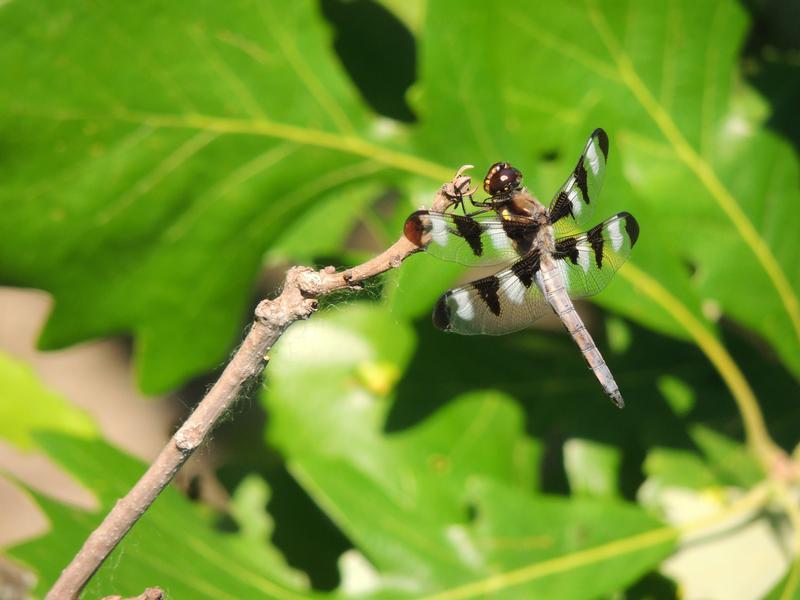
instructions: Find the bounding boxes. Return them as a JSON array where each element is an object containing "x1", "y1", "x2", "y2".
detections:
[
  {"x1": 488, "y1": 229, "x2": 512, "y2": 250},
  {"x1": 577, "y1": 245, "x2": 592, "y2": 273},
  {"x1": 608, "y1": 219, "x2": 624, "y2": 251},
  {"x1": 431, "y1": 217, "x2": 448, "y2": 246},
  {"x1": 568, "y1": 189, "x2": 582, "y2": 215},
  {"x1": 450, "y1": 289, "x2": 474, "y2": 321},
  {"x1": 505, "y1": 274, "x2": 527, "y2": 305},
  {"x1": 586, "y1": 142, "x2": 601, "y2": 175}
]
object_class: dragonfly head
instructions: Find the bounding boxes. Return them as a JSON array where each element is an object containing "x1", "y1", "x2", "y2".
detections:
[{"x1": 483, "y1": 162, "x2": 523, "y2": 196}]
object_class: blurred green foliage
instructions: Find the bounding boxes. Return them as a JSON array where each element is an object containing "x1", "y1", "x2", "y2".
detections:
[{"x1": 1, "y1": 0, "x2": 799, "y2": 598}]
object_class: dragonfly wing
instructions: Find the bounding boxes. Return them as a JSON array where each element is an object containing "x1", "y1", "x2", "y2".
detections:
[
  {"x1": 552, "y1": 212, "x2": 639, "y2": 298},
  {"x1": 433, "y1": 251, "x2": 551, "y2": 335},
  {"x1": 548, "y1": 128, "x2": 609, "y2": 237},
  {"x1": 404, "y1": 209, "x2": 536, "y2": 266}
]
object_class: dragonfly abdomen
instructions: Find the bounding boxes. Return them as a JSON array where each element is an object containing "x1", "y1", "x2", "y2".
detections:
[{"x1": 537, "y1": 259, "x2": 624, "y2": 408}]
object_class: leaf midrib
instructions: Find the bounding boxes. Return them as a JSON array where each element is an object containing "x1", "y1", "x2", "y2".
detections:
[{"x1": 4, "y1": 104, "x2": 453, "y2": 182}]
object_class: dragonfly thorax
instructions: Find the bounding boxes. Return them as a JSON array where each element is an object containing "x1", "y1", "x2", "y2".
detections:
[{"x1": 507, "y1": 188, "x2": 549, "y2": 223}]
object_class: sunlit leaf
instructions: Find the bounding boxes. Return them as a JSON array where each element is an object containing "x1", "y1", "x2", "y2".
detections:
[
  {"x1": 689, "y1": 425, "x2": 762, "y2": 488},
  {"x1": 0, "y1": 352, "x2": 96, "y2": 450},
  {"x1": 643, "y1": 448, "x2": 718, "y2": 492},
  {"x1": 267, "y1": 182, "x2": 382, "y2": 265},
  {"x1": 563, "y1": 438, "x2": 621, "y2": 498},
  {"x1": 0, "y1": 0, "x2": 437, "y2": 392}
]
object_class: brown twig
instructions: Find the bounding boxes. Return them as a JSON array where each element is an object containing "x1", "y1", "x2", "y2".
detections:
[{"x1": 45, "y1": 175, "x2": 460, "y2": 599}]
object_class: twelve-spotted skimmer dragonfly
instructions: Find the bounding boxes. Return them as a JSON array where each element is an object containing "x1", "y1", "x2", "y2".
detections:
[{"x1": 404, "y1": 129, "x2": 638, "y2": 408}]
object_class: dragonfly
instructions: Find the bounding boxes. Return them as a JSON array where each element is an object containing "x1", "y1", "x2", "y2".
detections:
[{"x1": 404, "y1": 128, "x2": 639, "y2": 408}]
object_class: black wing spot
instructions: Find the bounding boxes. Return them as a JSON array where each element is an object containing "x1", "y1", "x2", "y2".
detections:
[
  {"x1": 433, "y1": 294, "x2": 452, "y2": 331},
  {"x1": 587, "y1": 222, "x2": 605, "y2": 268},
  {"x1": 502, "y1": 218, "x2": 537, "y2": 255},
  {"x1": 473, "y1": 276, "x2": 502, "y2": 316},
  {"x1": 510, "y1": 251, "x2": 540, "y2": 288},
  {"x1": 554, "y1": 237, "x2": 579, "y2": 265},
  {"x1": 592, "y1": 128, "x2": 610, "y2": 160},
  {"x1": 453, "y1": 215, "x2": 483, "y2": 256},
  {"x1": 574, "y1": 159, "x2": 590, "y2": 205},
  {"x1": 618, "y1": 211, "x2": 640, "y2": 247},
  {"x1": 549, "y1": 191, "x2": 574, "y2": 224}
]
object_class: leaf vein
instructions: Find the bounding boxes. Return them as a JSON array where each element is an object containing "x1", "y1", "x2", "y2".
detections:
[
  {"x1": 188, "y1": 24, "x2": 269, "y2": 119},
  {"x1": 97, "y1": 130, "x2": 219, "y2": 225},
  {"x1": 258, "y1": 3, "x2": 357, "y2": 135}
]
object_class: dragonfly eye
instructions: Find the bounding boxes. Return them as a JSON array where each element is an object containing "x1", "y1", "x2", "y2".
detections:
[{"x1": 483, "y1": 162, "x2": 523, "y2": 196}]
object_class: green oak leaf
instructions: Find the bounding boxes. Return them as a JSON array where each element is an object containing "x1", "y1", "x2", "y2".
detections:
[
  {"x1": 263, "y1": 304, "x2": 675, "y2": 598},
  {"x1": 689, "y1": 425, "x2": 762, "y2": 488},
  {"x1": 0, "y1": 352, "x2": 96, "y2": 449},
  {"x1": 2, "y1": 2, "x2": 797, "y2": 595},
  {"x1": 563, "y1": 438, "x2": 622, "y2": 499},
  {"x1": 4, "y1": 301, "x2": 789, "y2": 598},
  {"x1": 643, "y1": 448, "x2": 719, "y2": 492},
  {"x1": 0, "y1": 0, "x2": 446, "y2": 393},
  {"x1": 267, "y1": 182, "x2": 382, "y2": 265},
  {"x1": 642, "y1": 427, "x2": 762, "y2": 493},
  {"x1": 229, "y1": 474, "x2": 275, "y2": 544},
  {"x1": 466, "y1": 478, "x2": 674, "y2": 598}
]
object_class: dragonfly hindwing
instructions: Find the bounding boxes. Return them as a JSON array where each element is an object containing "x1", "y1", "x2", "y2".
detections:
[{"x1": 552, "y1": 212, "x2": 639, "y2": 298}]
